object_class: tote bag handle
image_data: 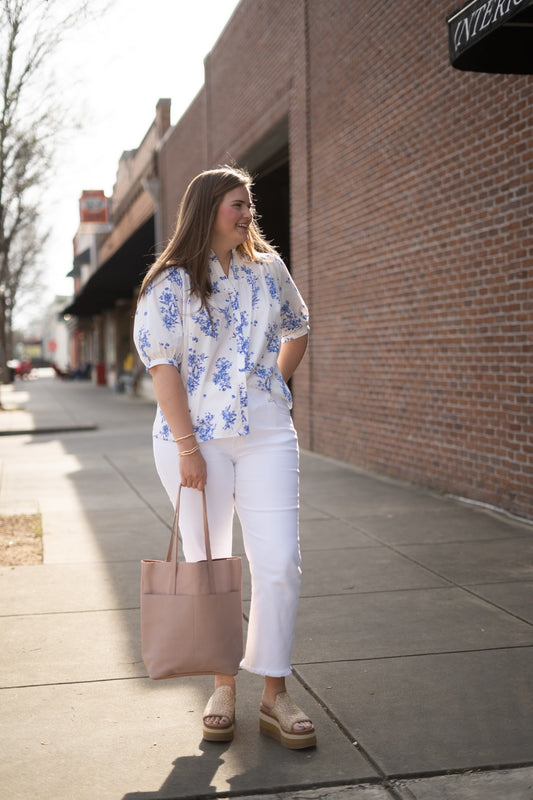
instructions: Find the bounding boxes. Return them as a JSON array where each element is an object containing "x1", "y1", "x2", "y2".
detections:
[{"x1": 165, "y1": 485, "x2": 216, "y2": 592}]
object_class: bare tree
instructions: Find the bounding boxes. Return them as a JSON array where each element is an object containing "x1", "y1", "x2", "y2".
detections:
[{"x1": 0, "y1": 0, "x2": 92, "y2": 386}]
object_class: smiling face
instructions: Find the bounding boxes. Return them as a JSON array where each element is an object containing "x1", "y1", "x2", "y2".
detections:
[{"x1": 210, "y1": 184, "x2": 253, "y2": 265}]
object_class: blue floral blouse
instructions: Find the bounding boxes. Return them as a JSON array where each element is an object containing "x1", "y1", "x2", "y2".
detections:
[{"x1": 133, "y1": 250, "x2": 309, "y2": 441}]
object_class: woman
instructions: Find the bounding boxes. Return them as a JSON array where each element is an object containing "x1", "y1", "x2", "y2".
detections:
[{"x1": 133, "y1": 165, "x2": 315, "y2": 749}]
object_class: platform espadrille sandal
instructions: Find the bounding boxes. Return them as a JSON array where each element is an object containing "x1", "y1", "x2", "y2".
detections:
[
  {"x1": 202, "y1": 685, "x2": 236, "y2": 742},
  {"x1": 259, "y1": 691, "x2": 316, "y2": 749}
]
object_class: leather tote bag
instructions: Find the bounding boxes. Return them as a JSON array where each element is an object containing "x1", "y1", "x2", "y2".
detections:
[{"x1": 141, "y1": 486, "x2": 243, "y2": 679}]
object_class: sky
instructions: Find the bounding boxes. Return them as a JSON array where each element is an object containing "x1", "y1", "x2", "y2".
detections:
[{"x1": 16, "y1": 0, "x2": 241, "y2": 327}]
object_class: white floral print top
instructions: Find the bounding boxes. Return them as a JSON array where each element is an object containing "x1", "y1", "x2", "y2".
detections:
[{"x1": 133, "y1": 250, "x2": 309, "y2": 441}]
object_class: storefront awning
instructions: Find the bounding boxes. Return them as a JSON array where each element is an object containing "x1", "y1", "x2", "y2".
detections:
[
  {"x1": 63, "y1": 216, "x2": 155, "y2": 317},
  {"x1": 66, "y1": 247, "x2": 91, "y2": 279},
  {"x1": 447, "y1": 0, "x2": 533, "y2": 73}
]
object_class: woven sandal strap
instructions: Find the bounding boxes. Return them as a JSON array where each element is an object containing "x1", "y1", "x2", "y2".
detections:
[
  {"x1": 272, "y1": 691, "x2": 311, "y2": 727},
  {"x1": 203, "y1": 686, "x2": 235, "y2": 721}
]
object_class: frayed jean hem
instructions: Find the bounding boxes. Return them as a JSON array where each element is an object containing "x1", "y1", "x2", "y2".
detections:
[{"x1": 239, "y1": 661, "x2": 293, "y2": 678}]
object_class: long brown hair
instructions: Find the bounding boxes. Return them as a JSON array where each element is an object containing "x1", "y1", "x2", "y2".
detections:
[{"x1": 138, "y1": 165, "x2": 276, "y2": 306}]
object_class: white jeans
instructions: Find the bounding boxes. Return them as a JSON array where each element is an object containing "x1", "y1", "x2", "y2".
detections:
[{"x1": 153, "y1": 390, "x2": 301, "y2": 677}]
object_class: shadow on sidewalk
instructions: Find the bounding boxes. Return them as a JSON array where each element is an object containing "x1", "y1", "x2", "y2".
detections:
[{"x1": 121, "y1": 741, "x2": 230, "y2": 800}]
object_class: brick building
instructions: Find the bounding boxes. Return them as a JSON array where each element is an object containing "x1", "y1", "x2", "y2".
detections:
[
  {"x1": 65, "y1": 100, "x2": 170, "y2": 387},
  {"x1": 66, "y1": 1, "x2": 532, "y2": 519}
]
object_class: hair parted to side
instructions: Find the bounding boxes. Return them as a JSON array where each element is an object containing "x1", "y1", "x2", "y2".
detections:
[{"x1": 138, "y1": 164, "x2": 277, "y2": 306}]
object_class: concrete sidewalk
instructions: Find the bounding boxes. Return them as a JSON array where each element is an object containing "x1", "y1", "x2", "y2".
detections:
[{"x1": 0, "y1": 376, "x2": 532, "y2": 800}]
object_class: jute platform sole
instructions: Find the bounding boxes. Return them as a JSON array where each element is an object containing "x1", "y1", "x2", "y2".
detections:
[
  {"x1": 202, "y1": 685, "x2": 235, "y2": 743},
  {"x1": 203, "y1": 722, "x2": 235, "y2": 742},
  {"x1": 259, "y1": 691, "x2": 317, "y2": 750}
]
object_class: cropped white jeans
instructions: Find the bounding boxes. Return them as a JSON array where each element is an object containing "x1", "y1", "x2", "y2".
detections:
[{"x1": 153, "y1": 389, "x2": 301, "y2": 678}]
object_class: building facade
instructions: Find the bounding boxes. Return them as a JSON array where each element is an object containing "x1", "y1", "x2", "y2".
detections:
[
  {"x1": 66, "y1": 1, "x2": 532, "y2": 519},
  {"x1": 65, "y1": 100, "x2": 171, "y2": 389}
]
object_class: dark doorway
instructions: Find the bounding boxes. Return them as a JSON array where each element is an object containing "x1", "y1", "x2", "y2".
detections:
[
  {"x1": 253, "y1": 150, "x2": 291, "y2": 268},
  {"x1": 240, "y1": 116, "x2": 291, "y2": 269}
]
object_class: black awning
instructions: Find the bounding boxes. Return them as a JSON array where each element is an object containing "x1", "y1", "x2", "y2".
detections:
[
  {"x1": 67, "y1": 247, "x2": 91, "y2": 278},
  {"x1": 447, "y1": 0, "x2": 533, "y2": 73},
  {"x1": 73, "y1": 247, "x2": 91, "y2": 269},
  {"x1": 63, "y1": 216, "x2": 155, "y2": 317}
]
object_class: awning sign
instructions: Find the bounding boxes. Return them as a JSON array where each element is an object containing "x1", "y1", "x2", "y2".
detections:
[{"x1": 447, "y1": 0, "x2": 533, "y2": 72}]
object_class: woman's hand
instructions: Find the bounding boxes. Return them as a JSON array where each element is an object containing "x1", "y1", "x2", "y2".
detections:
[{"x1": 179, "y1": 449, "x2": 207, "y2": 491}]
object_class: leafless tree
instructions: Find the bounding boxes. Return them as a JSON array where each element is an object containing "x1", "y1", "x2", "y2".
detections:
[{"x1": 0, "y1": 0, "x2": 93, "y2": 387}]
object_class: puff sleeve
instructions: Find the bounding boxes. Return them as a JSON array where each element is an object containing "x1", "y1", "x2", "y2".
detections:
[
  {"x1": 133, "y1": 269, "x2": 185, "y2": 371},
  {"x1": 277, "y1": 259, "x2": 309, "y2": 343}
]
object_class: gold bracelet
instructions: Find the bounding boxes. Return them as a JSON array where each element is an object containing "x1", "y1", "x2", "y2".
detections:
[
  {"x1": 174, "y1": 433, "x2": 195, "y2": 443},
  {"x1": 178, "y1": 444, "x2": 200, "y2": 457}
]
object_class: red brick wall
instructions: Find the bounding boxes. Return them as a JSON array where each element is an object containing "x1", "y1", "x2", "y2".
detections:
[
  {"x1": 158, "y1": 0, "x2": 533, "y2": 519},
  {"x1": 205, "y1": 0, "x2": 298, "y2": 165},
  {"x1": 305, "y1": 0, "x2": 532, "y2": 518},
  {"x1": 158, "y1": 89, "x2": 208, "y2": 241}
]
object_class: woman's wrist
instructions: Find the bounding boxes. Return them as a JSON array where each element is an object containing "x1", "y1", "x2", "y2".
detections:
[
  {"x1": 173, "y1": 432, "x2": 195, "y2": 444},
  {"x1": 172, "y1": 431, "x2": 200, "y2": 455},
  {"x1": 178, "y1": 444, "x2": 200, "y2": 457}
]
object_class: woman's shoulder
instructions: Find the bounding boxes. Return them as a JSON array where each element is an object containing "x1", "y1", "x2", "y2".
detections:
[
  {"x1": 251, "y1": 251, "x2": 287, "y2": 273},
  {"x1": 145, "y1": 265, "x2": 189, "y2": 295}
]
